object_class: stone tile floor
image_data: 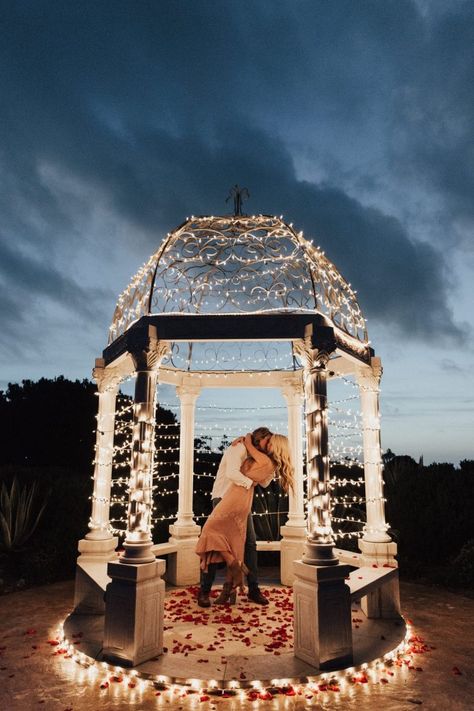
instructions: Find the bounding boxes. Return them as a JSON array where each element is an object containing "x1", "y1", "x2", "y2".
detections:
[{"x1": 0, "y1": 578, "x2": 473, "y2": 710}]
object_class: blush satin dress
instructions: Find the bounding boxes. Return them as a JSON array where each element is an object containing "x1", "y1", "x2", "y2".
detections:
[{"x1": 195, "y1": 460, "x2": 274, "y2": 572}]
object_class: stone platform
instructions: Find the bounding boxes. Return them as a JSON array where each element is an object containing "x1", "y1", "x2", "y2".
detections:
[
  {"x1": 64, "y1": 583, "x2": 406, "y2": 687},
  {"x1": 1, "y1": 577, "x2": 473, "y2": 710}
]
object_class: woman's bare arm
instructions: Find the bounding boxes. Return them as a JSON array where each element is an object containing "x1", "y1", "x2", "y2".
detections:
[
  {"x1": 243, "y1": 433, "x2": 271, "y2": 465},
  {"x1": 240, "y1": 434, "x2": 274, "y2": 484}
]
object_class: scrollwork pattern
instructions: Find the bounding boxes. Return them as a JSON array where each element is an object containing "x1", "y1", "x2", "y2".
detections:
[{"x1": 108, "y1": 215, "x2": 368, "y2": 345}]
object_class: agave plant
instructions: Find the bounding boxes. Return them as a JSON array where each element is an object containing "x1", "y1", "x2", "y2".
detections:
[{"x1": 0, "y1": 478, "x2": 49, "y2": 552}]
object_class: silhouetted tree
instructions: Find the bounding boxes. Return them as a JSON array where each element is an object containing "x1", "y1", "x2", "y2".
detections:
[{"x1": 0, "y1": 377, "x2": 96, "y2": 470}]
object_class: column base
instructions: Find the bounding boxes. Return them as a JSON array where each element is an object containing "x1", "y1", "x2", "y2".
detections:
[
  {"x1": 167, "y1": 523, "x2": 202, "y2": 586},
  {"x1": 74, "y1": 537, "x2": 118, "y2": 614},
  {"x1": 293, "y1": 560, "x2": 353, "y2": 670},
  {"x1": 77, "y1": 536, "x2": 118, "y2": 558},
  {"x1": 103, "y1": 559, "x2": 166, "y2": 667},
  {"x1": 169, "y1": 522, "x2": 201, "y2": 538},
  {"x1": 302, "y1": 541, "x2": 339, "y2": 566},
  {"x1": 358, "y1": 538, "x2": 398, "y2": 565},
  {"x1": 120, "y1": 540, "x2": 156, "y2": 565},
  {"x1": 280, "y1": 525, "x2": 307, "y2": 585},
  {"x1": 85, "y1": 529, "x2": 115, "y2": 542}
]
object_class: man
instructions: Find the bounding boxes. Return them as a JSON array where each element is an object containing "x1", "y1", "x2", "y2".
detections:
[{"x1": 197, "y1": 426, "x2": 273, "y2": 607}]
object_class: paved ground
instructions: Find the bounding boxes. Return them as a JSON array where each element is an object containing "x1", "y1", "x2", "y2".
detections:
[{"x1": 0, "y1": 578, "x2": 472, "y2": 710}]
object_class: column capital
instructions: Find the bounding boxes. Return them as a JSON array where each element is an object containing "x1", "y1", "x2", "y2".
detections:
[
  {"x1": 281, "y1": 378, "x2": 304, "y2": 403},
  {"x1": 311, "y1": 348, "x2": 332, "y2": 370},
  {"x1": 93, "y1": 360, "x2": 122, "y2": 393},
  {"x1": 357, "y1": 357, "x2": 383, "y2": 391},
  {"x1": 293, "y1": 338, "x2": 312, "y2": 368},
  {"x1": 176, "y1": 383, "x2": 201, "y2": 403},
  {"x1": 131, "y1": 338, "x2": 170, "y2": 372},
  {"x1": 293, "y1": 339, "x2": 334, "y2": 371}
]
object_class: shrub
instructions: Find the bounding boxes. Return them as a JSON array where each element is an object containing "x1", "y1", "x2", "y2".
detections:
[{"x1": 449, "y1": 540, "x2": 474, "y2": 588}]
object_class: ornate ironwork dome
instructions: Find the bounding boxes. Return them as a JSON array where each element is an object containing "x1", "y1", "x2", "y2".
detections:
[{"x1": 109, "y1": 214, "x2": 367, "y2": 345}]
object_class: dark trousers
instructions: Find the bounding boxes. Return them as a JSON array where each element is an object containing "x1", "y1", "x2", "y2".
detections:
[{"x1": 200, "y1": 496, "x2": 259, "y2": 593}]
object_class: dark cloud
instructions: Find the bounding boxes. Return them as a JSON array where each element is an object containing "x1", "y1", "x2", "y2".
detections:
[
  {"x1": 0, "y1": 0, "x2": 471, "y2": 352},
  {"x1": 440, "y1": 358, "x2": 467, "y2": 374},
  {"x1": 388, "y1": 2, "x2": 474, "y2": 232},
  {"x1": 0, "y1": 238, "x2": 111, "y2": 354}
]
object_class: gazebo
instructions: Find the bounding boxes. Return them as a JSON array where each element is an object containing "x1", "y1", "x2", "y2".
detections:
[{"x1": 73, "y1": 205, "x2": 401, "y2": 673}]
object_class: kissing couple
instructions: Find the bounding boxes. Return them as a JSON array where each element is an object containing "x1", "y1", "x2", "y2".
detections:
[{"x1": 196, "y1": 427, "x2": 294, "y2": 606}]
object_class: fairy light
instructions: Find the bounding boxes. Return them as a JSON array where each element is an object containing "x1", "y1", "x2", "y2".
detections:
[
  {"x1": 94, "y1": 211, "x2": 388, "y2": 548},
  {"x1": 101, "y1": 373, "x2": 372, "y2": 541},
  {"x1": 55, "y1": 614, "x2": 415, "y2": 697},
  {"x1": 108, "y1": 215, "x2": 368, "y2": 346}
]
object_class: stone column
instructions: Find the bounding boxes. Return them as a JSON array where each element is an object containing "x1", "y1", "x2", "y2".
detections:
[
  {"x1": 175, "y1": 384, "x2": 201, "y2": 528},
  {"x1": 74, "y1": 359, "x2": 120, "y2": 614},
  {"x1": 167, "y1": 381, "x2": 202, "y2": 585},
  {"x1": 357, "y1": 358, "x2": 391, "y2": 545},
  {"x1": 103, "y1": 329, "x2": 168, "y2": 666},
  {"x1": 87, "y1": 365, "x2": 119, "y2": 541},
  {"x1": 120, "y1": 344, "x2": 163, "y2": 564},
  {"x1": 292, "y1": 330, "x2": 353, "y2": 670},
  {"x1": 302, "y1": 339, "x2": 338, "y2": 566},
  {"x1": 356, "y1": 357, "x2": 400, "y2": 618},
  {"x1": 280, "y1": 381, "x2": 307, "y2": 585}
]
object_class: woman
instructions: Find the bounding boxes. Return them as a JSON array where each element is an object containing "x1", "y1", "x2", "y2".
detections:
[{"x1": 195, "y1": 432, "x2": 294, "y2": 595}]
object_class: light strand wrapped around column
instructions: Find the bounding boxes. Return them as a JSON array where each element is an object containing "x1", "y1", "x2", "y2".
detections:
[
  {"x1": 298, "y1": 333, "x2": 339, "y2": 566},
  {"x1": 86, "y1": 361, "x2": 121, "y2": 541},
  {"x1": 121, "y1": 334, "x2": 169, "y2": 564}
]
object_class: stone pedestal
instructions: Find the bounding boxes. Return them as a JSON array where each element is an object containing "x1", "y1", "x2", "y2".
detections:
[
  {"x1": 293, "y1": 560, "x2": 353, "y2": 670},
  {"x1": 103, "y1": 559, "x2": 166, "y2": 667},
  {"x1": 74, "y1": 537, "x2": 118, "y2": 614},
  {"x1": 167, "y1": 523, "x2": 201, "y2": 585},
  {"x1": 280, "y1": 525, "x2": 307, "y2": 585},
  {"x1": 358, "y1": 539, "x2": 401, "y2": 618}
]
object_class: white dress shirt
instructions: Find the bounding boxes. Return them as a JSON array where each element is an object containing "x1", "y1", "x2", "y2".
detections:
[{"x1": 211, "y1": 441, "x2": 273, "y2": 499}]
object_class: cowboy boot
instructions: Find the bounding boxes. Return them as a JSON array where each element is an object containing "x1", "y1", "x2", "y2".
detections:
[
  {"x1": 214, "y1": 582, "x2": 237, "y2": 605},
  {"x1": 197, "y1": 589, "x2": 211, "y2": 608}
]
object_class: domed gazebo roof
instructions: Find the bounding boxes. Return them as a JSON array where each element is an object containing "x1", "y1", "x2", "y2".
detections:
[{"x1": 109, "y1": 215, "x2": 368, "y2": 348}]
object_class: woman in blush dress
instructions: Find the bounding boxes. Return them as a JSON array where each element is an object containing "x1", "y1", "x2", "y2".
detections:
[{"x1": 196, "y1": 433, "x2": 295, "y2": 595}]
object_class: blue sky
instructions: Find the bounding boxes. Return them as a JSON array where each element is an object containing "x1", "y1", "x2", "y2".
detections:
[{"x1": 0, "y1": 1, "x2": 473, "y2": 464}]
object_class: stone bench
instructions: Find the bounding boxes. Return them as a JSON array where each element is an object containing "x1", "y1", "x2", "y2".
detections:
[
  {"x1": 152, "y1": 542, "x2": 179, "y2": 556},
  {"x1": 151, "y1": 539, "x2": 281, "y2": 557},
  {"x1": 348, "y1": 565, "x2": 400, "y2": 618},
  {"x1": 256, "y1": 540, "x2": 281, "y2": 551},
  {"x1": 348, "y1": 565, "x2": 398, "y2": 601}
]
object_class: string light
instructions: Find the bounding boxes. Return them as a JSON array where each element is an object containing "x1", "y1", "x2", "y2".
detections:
[
  {"x1": 102, "y1": 371, "x2": 373, "y2": 539},
  {"x1": 55, "y1": 614, "x2": 414, "y2": 696},
  {"x1": 109, "y1": 215, "x2": 368, "y2": 347},
  {"x1": 85, "y1": 214, "x2": 396, "y2": 550}
]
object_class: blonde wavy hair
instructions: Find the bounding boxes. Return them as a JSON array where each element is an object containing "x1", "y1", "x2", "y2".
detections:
[{"x1": 268, "y1": 434, "x2": 294, "y2": 494}]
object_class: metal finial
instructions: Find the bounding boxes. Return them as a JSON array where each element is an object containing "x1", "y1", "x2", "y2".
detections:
[{"x1": 226, "y1": 184, "x2": 250, "y2": 216}]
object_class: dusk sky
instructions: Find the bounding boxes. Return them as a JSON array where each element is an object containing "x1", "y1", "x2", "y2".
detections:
[{"x1": 1, "y1": 1, "x2": 473, "y2": 464}]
